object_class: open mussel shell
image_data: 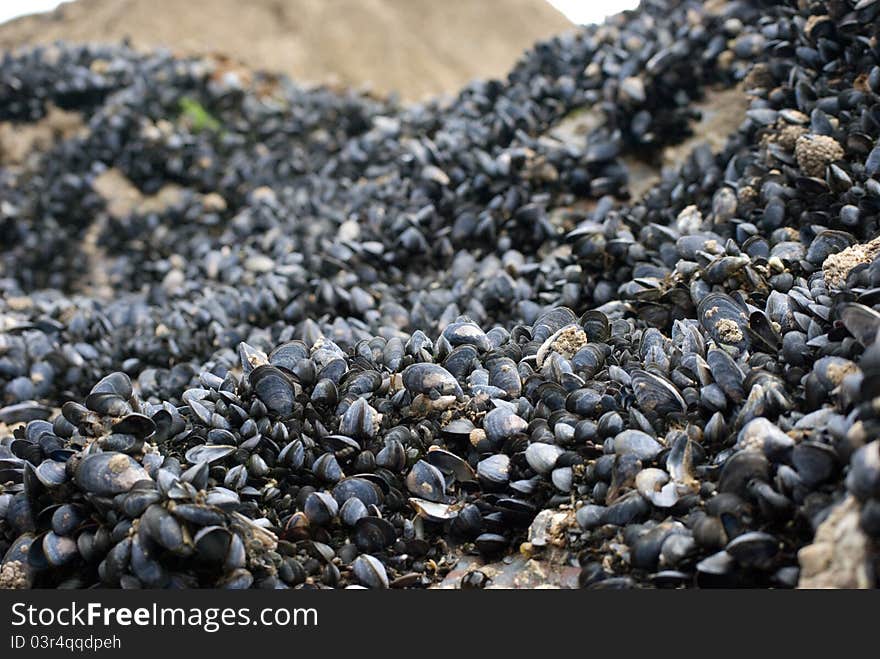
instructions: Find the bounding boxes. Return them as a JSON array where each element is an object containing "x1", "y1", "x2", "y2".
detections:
[
  {"x1": 193, "y1": 526, "x2": 233, "y2": 563},
  {"x1": 409, "y1": 497, "x2": 460, "y2": 522},
  {"x1": 635, "y1": 468, "x2": 679, "y2": 508},
  {"x1": 184, "y1": 444, "x2": 236, "y2": 465},
  {"x1": 725, "y1": 531, "x2": 779, "y2": 570},
  {"x1": 840, "y1": 303, "x2": 880, "y2": 346},
  {"x1": 535, "y1": 324, "x2": 588, "y2": 368},
  {"x1": 112, "y1": 413, "x2": 157, "y2": 438},
  {"x1": 428, "y1": 447, "x2": 477, "y2": 484}
]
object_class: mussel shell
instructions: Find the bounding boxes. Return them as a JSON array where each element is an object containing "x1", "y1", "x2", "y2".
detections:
[
  {"x1": 89, "y1": 372, "x2": 133, "y2": 399},
  {"x1": 171, "y1": 503, "x2": 225, "y2": 526},
  {"x1": 402, "y1": 363, "x2": 462, "y2": 396},
  {"x1": 112, "y1": 413, "x2": 157, "y2": 438},
  {"x1": 76, "y1": 452, "x2": 151, "y2": 496},
  {"x1": 483, "y1": 407, "x2": 528, "y2": 443},
  {"x1": 304, "y1": 491, "x2": 338, "y2": 526},
  {"x1": 718, "y1": 450, "x2": 771, "y2": 495},
  {"x1": 34, "y1": 459, "x2": 68, "y2": 488},
  {"x1": 725, "y1": 531, "x2": 779, "y2": 569},
  {"x1": 130, "y1": 535, "x2": 169, "y2": 587},
  {"x1": 846, "y1": 441, "x2": 880, "y2": 501},
  {"x1": 697, "y1": 293, "x2": 751, "y2": 351},
  {"x1": 631, "y1": 370, "x2": 686, "y2": 416},
  {"x1": 474, "y1": 532, "x2": 508, "y2": 556},
  {"x1": 428, "y1": 447, "x2": 477, "y2": 484},
  {"x1": 352, "y1": 554, "x2": 389, "y2": 589},
  {"x1": 339, "y1": 497, "x2": 369, "y2": 527},
  {"x1": 477, "y1": 454, "x2": 510, "y2": 487},
  {"x1": 184, "y1": 444, "x2": 236, "y2": 465},
  {"x1": 313, "y1": 453, "x2": 344, "y2": 484},
  {"x1": 193, "y1": 526, "x2": 233, "y2": 563},
  {"x1": 524, "y1": 442, "x2": 563, "y2": 475},
  {"x1": 338, "y1": 397, "x2": 381, "y2": 439},
  {"x1": 51, "y1": 503, "x2": 86, "y2": 536},
  {"x1": 487, "y1": 357, "x2": 522, "y2": 398},
  {"x1": 250, "y1": 365, "x2": 296, "y2": 418},
  {"x1": 332, "y1": 477, "x2": 384, "y2": 507},
  {"x1": 353, "y1": 516, "x2": 396, "y2": 552},
  {"x1": 140, "y1": 504, "x2": 188, "y2": 554},
  {"x1": 405, "y1": 460, "x2": 449, "y2": 503}
]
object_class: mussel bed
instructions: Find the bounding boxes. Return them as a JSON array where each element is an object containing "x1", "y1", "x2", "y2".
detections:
[{"x1": 2, "y1": 0, "x2": 880, "y2": 589}]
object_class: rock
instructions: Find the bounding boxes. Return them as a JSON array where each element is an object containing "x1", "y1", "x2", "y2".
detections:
[
  {"x1": 527, "y1": 509, "x2": 575, "y2": 548},
  {"x1": 798, "y1": 496, "x2": 873, "y2": 589}
]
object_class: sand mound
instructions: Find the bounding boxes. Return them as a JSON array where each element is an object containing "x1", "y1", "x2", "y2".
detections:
[{"x1": 0, "y1": 0, "x2": 572, "y2": 101}]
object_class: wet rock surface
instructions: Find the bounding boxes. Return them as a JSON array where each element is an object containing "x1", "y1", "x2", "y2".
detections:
[{"x1": 1, "y1": 0, "x2": 880, "y2": 589}]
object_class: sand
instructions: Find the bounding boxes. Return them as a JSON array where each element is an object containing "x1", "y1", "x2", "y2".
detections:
[{"x1": 0, "y1": 0, "x2": 573, "y2": 102}]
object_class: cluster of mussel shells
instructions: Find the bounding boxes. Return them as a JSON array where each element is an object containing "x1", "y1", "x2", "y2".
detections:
[
  {"x1": 0, "y1": 0, "x2": 784, "y2": 414},
  {"x1": 1, "y1": 292, "x2": 877, "y2": 588},
  {"x1": 2, "y1": 0, "x2": 880, "y2": 589},
  {"x1": 0, "y1": 371, "x2": 278, "y2": 588}
]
